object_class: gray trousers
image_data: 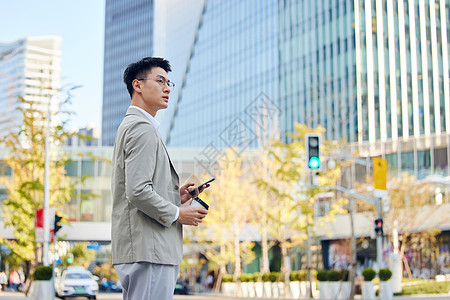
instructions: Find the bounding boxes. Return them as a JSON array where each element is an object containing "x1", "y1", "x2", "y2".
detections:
[{"x1": 114, "y1": 262, "x2": 180, "y2": 300}]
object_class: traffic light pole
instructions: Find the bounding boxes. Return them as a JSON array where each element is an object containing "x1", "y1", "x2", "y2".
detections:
[
  {"x1": 376, "y1": 197, "x2": 383, "y2": 270},
  {"x1": 52, "y1": 232, "x2": 57, "y2": 298}
]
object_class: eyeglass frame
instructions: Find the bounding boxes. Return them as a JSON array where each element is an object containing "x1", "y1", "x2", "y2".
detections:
[{"x1": 136, "y1": 75, "x2": 175, "y2": 88}]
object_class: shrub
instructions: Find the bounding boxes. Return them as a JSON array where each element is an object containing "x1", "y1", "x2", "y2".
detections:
[
  {"x1": 362, "y1": 268, "x2": 376, "y2": 281},
  {"x1": 262, "y1": 273, "x2": 271, "y2": 282},
  {"x1": 311, "y1": 269, "x2": 318, "y2": 281},
  {"x1": 297, "y1": 270, "x2": 308, "y2": 281},
  {"x1": 378, "y1": 268, "x2": 392, "y2": 281},
  {"x1": 290, "y1": 270, "x2": 299, "y2": 281},
  {"x1": 328, "y1": 270, "x2": 340, "y2": 281},
  {"x1": 240, "y1": 273, "x2": 257, "y2": 282},
  {"x1": 33, "y1": 265, "x2": 53, "y2": 280},
  {"x1": 222, "y1": 274, "x2": 233, "y2": 282},
  {"x1": 317, "y1": 270, "x2": 329, "y2": 281},
  {"x1": 239, "y1": 273, "x2": 249, "y2": 282},
  {"x1": 339, "y1": 269, "x2": 349, "y2": 281},
  {"x1": 269, "y1": 272, "x2": 280, "y2": 282}
]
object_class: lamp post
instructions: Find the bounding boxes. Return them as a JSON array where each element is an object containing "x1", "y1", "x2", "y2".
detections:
[
  {"x1": 42, "y1": 84, "x2": 81, "y2": 266},
  {"x1": 43, "y1": 89, "x2": 53, "y2": 266}
]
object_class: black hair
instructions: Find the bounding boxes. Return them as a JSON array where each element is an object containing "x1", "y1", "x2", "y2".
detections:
[{"x1": 123, "y1": 57, "x2": 172, "y2": 98}]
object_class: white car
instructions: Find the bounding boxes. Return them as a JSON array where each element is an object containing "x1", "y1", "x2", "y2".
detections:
[{"x1": 55, "y1": 266, "x2": 99, "y2": 300}]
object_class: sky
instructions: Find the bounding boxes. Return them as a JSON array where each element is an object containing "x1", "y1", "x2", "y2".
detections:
[{"x1": 1, "y1": 0, "x2": 105, "y2": 130}]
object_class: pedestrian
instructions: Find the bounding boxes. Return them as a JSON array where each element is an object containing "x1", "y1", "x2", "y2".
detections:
[
  {"x1": 111, "y1": 57, "x2": 209, "y2": 300},
  {"x1": 0, "y1": 271, "x2": 7, "y2": 291},
  {"x1": 9, "y1": 269, "x2": 20, "y2": 292}
]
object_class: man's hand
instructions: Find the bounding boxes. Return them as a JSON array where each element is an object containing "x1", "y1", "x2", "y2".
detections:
[
  {"x1": 176, "y1": 199, "x2": 208, "y2": 226},
  {"x1": 179, "y1": 182, "x2": 210, "y2": 204}
]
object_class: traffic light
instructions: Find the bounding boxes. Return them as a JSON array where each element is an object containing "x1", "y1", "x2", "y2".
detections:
[
  {"x1": 306, "y1": 134, "x2": 321, "y2": 170},
  {"x1": 67, "y1": 253, "x2": 74, "y2": 264},
  {"x1": 374, "y1": 218, "x2": 383, "y2": 236},
  {"x1": 54, "y1": 213, "x2": 63, "y2": 234}
]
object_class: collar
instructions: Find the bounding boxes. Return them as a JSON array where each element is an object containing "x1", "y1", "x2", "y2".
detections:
[{"x1": 129, "y1": 105, "x2": 160, "y2": 130}]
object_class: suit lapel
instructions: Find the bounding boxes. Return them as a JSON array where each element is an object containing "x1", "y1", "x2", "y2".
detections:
[
  {"x1": 126, "y1": 107, "x2": 180, "y2": 182},
  {"x1": 156, "y1": 132, "x2": 180, "y2": 182}
]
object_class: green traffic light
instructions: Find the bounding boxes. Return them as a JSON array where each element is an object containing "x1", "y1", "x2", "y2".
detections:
[
  {"x1": 68, "y1": 257, "x2": 73, "y2": 263},
  {"x1": 309, "y1": 157, "x2": 320, "y2": 169}
]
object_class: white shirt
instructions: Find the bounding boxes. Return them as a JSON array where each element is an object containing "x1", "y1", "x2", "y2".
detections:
[{"x1": 129, "y1": 106, "x2": 179, "y2": 222}]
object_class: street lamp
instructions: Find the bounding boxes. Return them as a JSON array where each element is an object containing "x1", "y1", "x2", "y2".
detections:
[{"x1": 42, "y1": 84, "x2": 81, "y2": 266}]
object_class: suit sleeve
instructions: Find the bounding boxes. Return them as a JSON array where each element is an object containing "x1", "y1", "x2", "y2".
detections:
[{"x1": 124, "y1": 122, "x2": 177, "y2": 228}]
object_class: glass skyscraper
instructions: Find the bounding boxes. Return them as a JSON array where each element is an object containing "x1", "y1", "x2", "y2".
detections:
[
  {"x1": 0, "y1": 36, "x2": 61, "y2": 141},
  {"x1": 101, "y1": 0, "x2": 155, "y2": 146},
  {"x1": 161, "y1": 0, "x2": 449, "y2": 177}
]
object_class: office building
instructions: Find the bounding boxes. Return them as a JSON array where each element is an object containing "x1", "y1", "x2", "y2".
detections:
[
  {"x1": 65, "y1": 124, "x2": 101, "y2": 147},
  {"x1": 161, "y1": 0, "x2": 449, "y2": 178},
  {"x1": 0, "y1": 36, "x2": 61, "y2": 140},
  {"x1": 101, "y1": 0, "x2": 155, "y2": 146}
]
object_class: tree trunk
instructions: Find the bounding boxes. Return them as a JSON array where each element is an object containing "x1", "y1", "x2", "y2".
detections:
[
  {"x1": 280, "y1": 241, "x2": 290, "y2": 298},
  {"x1": 213, "y1": 262, "x2": 226, "y2": 293},
  {"x1": 261, "y1": 227, "x2": 270, "y2": 275},
  {"x1": 233, "y1": 219, "x2": 241, "y2": 282}
]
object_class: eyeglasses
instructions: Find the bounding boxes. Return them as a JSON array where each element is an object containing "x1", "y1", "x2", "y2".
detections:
[{"x1": 137, "y1": 75, "x2": 175, "y2": 88}]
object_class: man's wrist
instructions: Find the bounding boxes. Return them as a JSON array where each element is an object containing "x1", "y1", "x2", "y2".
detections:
[{"x1": 173, "y1": 207, "x2": 180, "y2": 222}]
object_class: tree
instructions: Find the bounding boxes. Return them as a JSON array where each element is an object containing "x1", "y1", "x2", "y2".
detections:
[
  {"x1": 0, "y1": 95, "x2": 78, "y2": 265},
  {"x1": 61, "y1": 242, "x2": 96, "y2": 268},
  {"x1": 354, "y1": 171, "x2": 441, "y2": 278},
  {"x1": 254, "y1": 122, "x2": 346, "y2": 297},
  {"x1": 188, "y1": 148, "x2": 255, "y2": 293}
]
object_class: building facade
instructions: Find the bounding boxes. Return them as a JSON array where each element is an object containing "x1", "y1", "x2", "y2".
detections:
[
  {"x1": 0, "y1": 36, "x2": 61, "y2": 140},
  {"x1": 101, "y1": 0, "x2": 155, "y2": 146},
  {"x1": 161, "y1": 0, "x2": 449, "y2": 178}
]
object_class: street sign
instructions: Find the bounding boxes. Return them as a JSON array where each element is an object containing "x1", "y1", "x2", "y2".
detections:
[
  {"x1": 36, "y1": 208, "x2": 44, "y2": 242},
  {"x1": 373, "y1": 157, "x2": 387, "y2": 190}
]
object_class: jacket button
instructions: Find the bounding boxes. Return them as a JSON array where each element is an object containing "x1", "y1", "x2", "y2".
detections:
[{"x1": 174, "y1": 185, "x2": 179, "y2": 190}]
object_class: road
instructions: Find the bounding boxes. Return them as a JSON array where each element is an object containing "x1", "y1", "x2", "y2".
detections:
[{"x1": 0, "y1": 292, "x2": 449, "y2": 300}]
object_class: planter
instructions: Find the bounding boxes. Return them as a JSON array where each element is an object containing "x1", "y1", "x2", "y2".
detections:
[
  {"x1": 263, "y1": 282, "x2": 272, "y2": 297},
  {"x1": 254, "y1": 282, "x2": 263, "y2": 298},
  {"x1": 240, "y1": 282, "x2": 249, "y2": 297},
  {"x1": 293, "y1": 281, "x2": 313, "y2": 299},
  {"x1": 330, "y1": 282, "x2": 340, "y2": 299},
  {"x1": 271, "y1": 282, "x2": 279, "y2": 298},
  {"x1": 248, "y1": 282, "x2": 256, "y2": 298},
  {"x1": 222, "y1": 282, "x2": 237, "y2": 295},
  {"x1": 278, "y1": 282, "x2": 285, "y2": 297},
  {"x1": 338, "y1": 282, "x2": 351, "y2": 299},
  {"x1": 28, "y1": 280, "x2": 53, "y2": 300},
  {"x1": 290, "y1": 281, "x2": 300, "y2": 299},
  {"x1": 379, "y1": 281, "x2": 393, "y2": 300},
  {"x1": 362, "y1": 281, "x2": 375, "y2": 300},
  {"x1": 319, "y1": 281, "x2": 330, "y2": 300}
]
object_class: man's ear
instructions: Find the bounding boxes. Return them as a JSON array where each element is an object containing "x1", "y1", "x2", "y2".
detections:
[{"x1": 132, "y1": 79, "x2": 141, "y2": 93}]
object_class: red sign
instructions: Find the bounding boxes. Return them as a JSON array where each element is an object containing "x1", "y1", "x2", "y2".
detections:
[{"x1": 36, "y1": 208, "x2": 44, "y2": 228}]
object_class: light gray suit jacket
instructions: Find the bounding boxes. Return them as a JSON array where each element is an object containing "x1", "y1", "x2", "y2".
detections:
[{"x1": 111, "y1": 107, "x2": 182, "y2": 266}]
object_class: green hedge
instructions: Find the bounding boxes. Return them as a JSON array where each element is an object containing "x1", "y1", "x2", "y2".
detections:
[
  {"x1": 362, "y1": 268, "x2": 376, "y2": 281},
  {"x1": 222, "y1": 274, "x2": 233, "y2": 282},
  {"x1": 397, "y1": 281, "x2": 450, "y2": 295},
  {"x1": 317, "y1": 270, "x2": 328, "y2": 281},
  {"x1": 328, "y1": 270, "x2": 340, "y2": 281},
  {"x1": 378, "y1": 268, "x2": 392, "y2": 281},
  {"x1": 33, "y1": 265, "x2": 53, "y2": 280}
]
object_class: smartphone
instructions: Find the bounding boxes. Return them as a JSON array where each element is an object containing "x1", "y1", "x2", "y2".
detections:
[{"x1": 189, "y1": 178, "x2": 215, "y2": 196}]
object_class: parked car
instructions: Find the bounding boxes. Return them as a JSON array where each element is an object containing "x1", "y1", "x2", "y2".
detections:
[
  {"x1": 55, "y1": 266, "x2": 99, "y2": 300},
  {"x1": 174, "y1": 279, "x2": 190, "y2": 295}
]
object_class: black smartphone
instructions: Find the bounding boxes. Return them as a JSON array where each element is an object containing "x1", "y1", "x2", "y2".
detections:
[{"x1": 189, "y1": 178, "x2": 215, "y2": 196}]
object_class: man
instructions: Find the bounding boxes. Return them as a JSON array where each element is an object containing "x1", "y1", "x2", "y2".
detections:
[{"x1": 111, "y1": 57, "x2": 209, "y2": 300}]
